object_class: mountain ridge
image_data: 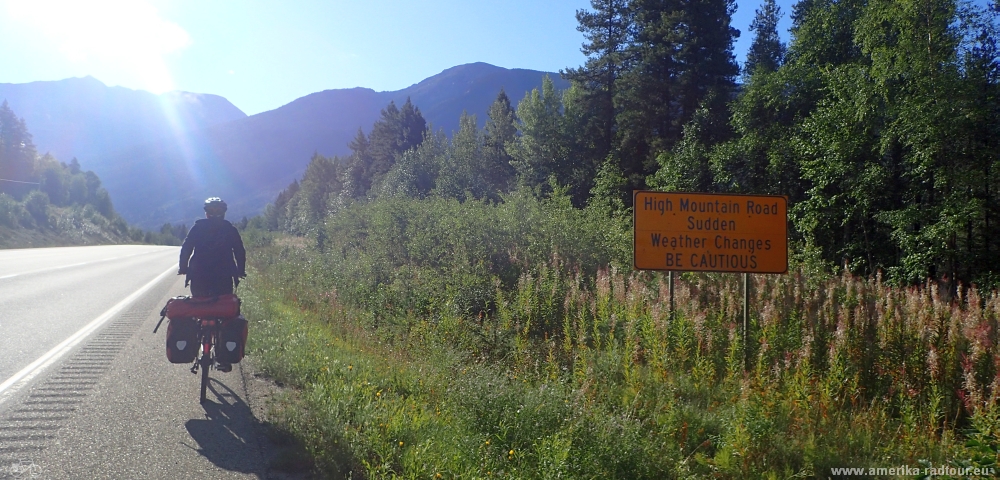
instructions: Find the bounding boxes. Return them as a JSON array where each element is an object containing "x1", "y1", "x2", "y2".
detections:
[
  {"x1": 0, "y1": 77, "x2": 247, "y2": 166},
  {"x1": 0, "y1": 63, "x2": 569, "y2": 228}
]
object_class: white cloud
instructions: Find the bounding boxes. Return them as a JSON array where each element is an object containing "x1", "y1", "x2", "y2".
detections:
[{"x1": 6, "y1": 0, "x2": 191, "y2": 93}]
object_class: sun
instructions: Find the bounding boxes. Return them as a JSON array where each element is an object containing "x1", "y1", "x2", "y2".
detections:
[{"x1": 6, "y1": 0, "x2": 191, "y2": 93}]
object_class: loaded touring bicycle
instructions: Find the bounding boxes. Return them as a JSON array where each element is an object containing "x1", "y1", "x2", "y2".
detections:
[{"x1": 155, "y1": 293, "x2": 248, "y2": 403}]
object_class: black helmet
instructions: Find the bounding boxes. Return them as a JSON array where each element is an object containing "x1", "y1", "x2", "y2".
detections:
[{"x1": 204, "y1": 197, "x2": 227, "y2": 217}]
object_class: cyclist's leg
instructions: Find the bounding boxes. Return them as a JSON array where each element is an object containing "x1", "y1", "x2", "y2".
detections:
[{"x1": 211, "y1": 275, "x2": 236, "y2": 371}]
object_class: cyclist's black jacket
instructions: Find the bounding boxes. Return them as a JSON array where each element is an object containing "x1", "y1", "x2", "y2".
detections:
[{"x1": 179, "y1": 217, "x2": 246, "y2": 281}]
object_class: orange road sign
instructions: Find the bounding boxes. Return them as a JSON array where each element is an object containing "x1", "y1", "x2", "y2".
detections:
[{"x1": 633, "y1": 191, "x2": 788, "y2": 273}]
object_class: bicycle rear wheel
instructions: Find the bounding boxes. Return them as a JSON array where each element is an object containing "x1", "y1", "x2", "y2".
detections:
[{"x1": 200, "y1": 355, "x2": 210, "y2": 403}]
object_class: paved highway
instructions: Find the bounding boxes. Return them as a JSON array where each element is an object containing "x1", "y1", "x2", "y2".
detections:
[{"x1": 0, "y1": 245, "x2": 271, "y2": 479}]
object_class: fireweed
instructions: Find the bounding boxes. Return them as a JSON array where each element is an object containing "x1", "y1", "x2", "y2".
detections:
[{"x1": 241, "y1": 229, "x2": 1000, "y2": 478}]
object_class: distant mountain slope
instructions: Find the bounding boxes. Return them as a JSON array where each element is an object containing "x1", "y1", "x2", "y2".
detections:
[
  {"x1": 99, "y1": 63, "x2": 568, "y2": 228},
  {"x1": 400, "y1": 62, "x2": 570, "y2": 133},
  {"x1": 0, "y1": 76, "x2": 246, "y2": 166}
]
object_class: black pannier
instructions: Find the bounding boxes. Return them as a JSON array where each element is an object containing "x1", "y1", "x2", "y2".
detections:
[
  {"x1": 166, "y1": 317, "x2": 199, "y2": 364},
  {"x1": 216, "y1": 315, "x2": 248, "y2": 364}
]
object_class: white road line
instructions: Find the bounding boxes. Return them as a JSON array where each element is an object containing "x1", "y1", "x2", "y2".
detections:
[{"x1": 0, "y1": 264, "x2": 176, "y2": 405}]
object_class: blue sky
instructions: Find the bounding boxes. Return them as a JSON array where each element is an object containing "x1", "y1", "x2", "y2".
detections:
[{"x1": 0, "y1": 0, "x2": 794, "y2": 115}]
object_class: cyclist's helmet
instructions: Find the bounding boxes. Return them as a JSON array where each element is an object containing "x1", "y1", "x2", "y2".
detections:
[{"x1": 204, "y1": 197, "x2": 228, "y2": 218}]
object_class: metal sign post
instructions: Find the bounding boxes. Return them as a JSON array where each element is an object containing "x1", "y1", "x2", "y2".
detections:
[
  {"x1": 633, "y1": 191, "x2": 787, "y2": 371},
  {"x1": 743, "y1": 272, "x2": 750, "y2": 371},
  {"x1": 668, "y1": 270, "x2": 675, "y2": 322}
]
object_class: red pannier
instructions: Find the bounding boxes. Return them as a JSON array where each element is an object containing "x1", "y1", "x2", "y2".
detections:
[{"x1": 162, "y1": 294, "x2": 241, "y2": 319}]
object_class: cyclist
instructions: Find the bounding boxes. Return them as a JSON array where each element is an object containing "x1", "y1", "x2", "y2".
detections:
[
  {"x1": 178, "y1": 197, "x2": 247, "y2": 297},
  {"x1": 178, "y1": 197, "x2": 246, "y2": 372}
]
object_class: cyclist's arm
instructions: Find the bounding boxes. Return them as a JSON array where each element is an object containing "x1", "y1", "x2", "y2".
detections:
[
  {"x1": 232, "y1": 227, "x2": 246, "y2": 277},
  {"x1": 179, "y1": 228, "x2": 197, "y2": 274}
]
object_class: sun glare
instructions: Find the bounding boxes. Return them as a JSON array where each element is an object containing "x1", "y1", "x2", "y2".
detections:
[{"x1": 6, "y1": 0, "x2": 191, "y2": 93}]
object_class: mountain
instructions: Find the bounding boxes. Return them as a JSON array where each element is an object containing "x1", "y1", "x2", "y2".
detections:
[
  {"x1": 0, "y1": 76, "x2": 246, "y2": 165},
  {"x1": 397, "y1": 62, "x2": 571, "y2": 133},
  {"x1": 2, "y1": 64, "x2": 568, "y2": 228}
]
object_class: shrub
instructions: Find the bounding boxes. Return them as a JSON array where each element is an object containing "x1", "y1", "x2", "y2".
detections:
[
  {"x1": 0, "y1": 193, "x2": 24, "y2": 228},
  {"x1": 314, "y1": 189, "x2": 627, "y2": 321},
  {"x1": 22, "y1": 190, "x2": 50, "y2": 226}
]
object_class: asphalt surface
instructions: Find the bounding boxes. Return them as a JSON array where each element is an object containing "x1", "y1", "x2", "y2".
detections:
[{"x1": 0, "y1": 245, "x2": 272, "y2": 479}]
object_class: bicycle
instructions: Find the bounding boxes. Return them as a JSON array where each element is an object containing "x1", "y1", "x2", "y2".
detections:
[
  {"x1": 156, "y1": 293, "x2": 245, "y2": 404},
  {"x1": 191, "y1": 317, "x2": 223, "y2": 403}
]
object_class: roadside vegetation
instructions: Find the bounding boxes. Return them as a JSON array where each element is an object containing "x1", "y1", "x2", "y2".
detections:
[
  {"x1": 0, "y1": 101, "x2": 186, "y2": 247},
  {"x1": 241, "y1": 196, "x2": 1000, "y2": 477},
  {"x1": 241, "y1": 0, "x2": 1000, "y2": 477}
]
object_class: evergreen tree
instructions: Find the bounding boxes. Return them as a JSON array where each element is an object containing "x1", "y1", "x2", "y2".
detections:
[
  {"x1": 708, "y1": 0, "x2": 801, "y2": 198},
  {"x1": 0, "y1": 101, "x2": 38, "y2": 198},
  {"x1": 482, "y1": 90, "x2": 518, "y2": 196},
  {"x1": 745, "y1": 0, "x2": 786, "y2": 75},
  {"x1": 786, "y1": 0, "x2": 865, "y2": 67},
  {"x1": 616, "y1": 0, "x2": 739, "y2": 191},
  {"x1": 398, "y1": 98, "x2": 427, "y2": 153},
  {"x1": 367, "y1": 101, "x2": 404, "y2": 187},
  {"x1": 348, "y1": 127, "x2": 370, "y2": 158},
  {"x1": 562, "y1": 0, "x2": 633, "y2": 166},
  {"x1": 347, "y1": 98, "x2": 427, "y2": 197},
  {"x1": 346, "y1": 128, "x2": 371, "y2": 198}
]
